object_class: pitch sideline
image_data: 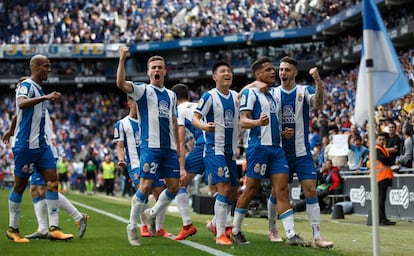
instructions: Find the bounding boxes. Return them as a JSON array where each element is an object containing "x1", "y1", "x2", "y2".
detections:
[{"x1": 70, "y1": 200, "x2": 234, "y2": 256}]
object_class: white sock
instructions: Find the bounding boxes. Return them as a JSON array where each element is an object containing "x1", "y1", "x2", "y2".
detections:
[
  {"x1": 58, "y1": 193, "x2": 82, "y2": 221},
  {"x1": 232, "y1": 208, "x2": 247, "y2": 234},
  {"x1": 175, "y1": 189, "x2": 192, "y2": 226},
  {"x1": 156, "y1": 206, "x2": 167, "y2": 231},
  {"x1": 9, "y1": 201, "x2": 21, "y2": 229},
  {"x1": 9, "y1": 191, "x2": 23, "y2": 229},
  {"x1": 129, "y1": 196, "x2": 139, "y2": 227},
  {"x1": 128, "y1": 192, "x2": 147, "y2": 229},
  {"x1": 46, "y1": 191, "x2": 59, "y2": 227},
  {"x1": 307, "y1": 202, "x2": 321, "y2": 240},
  {"x1": 267, "y1": 197, "x2": 278, "y2": 231},
  {"x1": 214, "y1": 198, "x2": 228, "y2": 237},
  {"x1": 280, "y1": 209, "x2": 295, "y2": 239},
  {"x1": 149, "y1": 189, "x2": 174, "y2": 218},
  {"x1": 33, "y1": 198, "x2": 48, "y2": 234}
]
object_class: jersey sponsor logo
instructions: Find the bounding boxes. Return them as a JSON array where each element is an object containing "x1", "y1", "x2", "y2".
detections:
[
  {"x1": 159, "y1": 100, "x2": 170, "y2": 118},
  {"x1": 224, "y1": 110, "x2": 234, "y2": 128},
  {"x1": 282, "y1": 105, "x2": 295, "y2": 124},
  {"x1": 217, "y1": 167, "x2": 224, "y2": 177}
]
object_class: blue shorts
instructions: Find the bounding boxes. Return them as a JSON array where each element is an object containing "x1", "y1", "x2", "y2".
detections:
[
  {"x1": 285, "y1": 154, "x2": 317, "y2": 183},
  {"x1": 245, "y1": 146, "x2": 289, "y2": 180},
  {"x1": 30, "y1": 171, "x2": 46, "y2": 186},
  {"x1": 204, "y1": 152, "x2": 239, "y2": 187},
  {"x1": 12, "y1": 147, "x2": 56, "y2": 179},
  {"x1": 139, "y1": 148, "x2": 180, "y2": 180},
  {"x1": 185, "y1": 144, "x2": 205, "y2": 175},
  {"x1": 128, "y1": 166, "x2": 165, "y2": 188}
]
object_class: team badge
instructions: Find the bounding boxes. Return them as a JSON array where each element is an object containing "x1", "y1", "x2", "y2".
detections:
[
  {"x1": 254, "y1": 163, "x2": 261, "y2": 173},
  {"x1": 217, "y1": 167, "x2": 224, "y2": 177},
  {"x1": 142, "y1": 163, "x2": 150, "y2": 172}
]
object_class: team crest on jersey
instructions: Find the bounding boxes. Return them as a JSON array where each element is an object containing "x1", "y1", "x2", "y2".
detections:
[
  {"x1": 142, "y1": 163, "x2": 150, "y2": 172},
  {"x1": 298, "y1": 93, "x2": 303, "y2": 102},
  {"x1": 18, "y1": 86, "x2": 28, "y2": 95},
  {"x1": 198, "y1": 98, "x2": 204, "y2": 107},
  {"x1": 217, "y1": 167, "x2": 224, "y2": 177},
  {"x1": 240, "y1": 94, "x2": 246, "y2": 106},
  {"x1": 254, "y1": 163, "x2": 261, "y2": 173}
]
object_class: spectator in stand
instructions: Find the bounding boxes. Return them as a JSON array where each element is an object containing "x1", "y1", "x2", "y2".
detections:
[
  {"x1": 396, "y1": 127, "x2": 413, "y2": 169},
  {"x1": 308, "y1": 125, "x2": 320, "y2": 150},
  {"x1": 347, "y1": 135, "x2": 368, "y2": 175},
  {"x1": 324, "y1": 127, "x2": 348, "y2": 172},
  {"x1": 316, "y1": 160, "x2": 343, "y2": 211},
  {"x1": 385, "y1": 121, "x2": 401, "y2": 164}
]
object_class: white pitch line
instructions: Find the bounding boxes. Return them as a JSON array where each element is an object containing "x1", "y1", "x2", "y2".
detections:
[{"x1": 70, "y1": 200, "x2": 234, "y2": 256}]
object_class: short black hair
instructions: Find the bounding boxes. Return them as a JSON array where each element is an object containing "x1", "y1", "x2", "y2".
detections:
[
  {"x1": 212, "y1": 61, "x2": 230, "y2": 73},
  {"x1": 251, "y1": 56, "x2": 273, "y2": 74},
  {"x1": 280, "y1": 56, "x2": 298, "y2": 67},
  {"x1": 171, "y1": 83, "x2": 189, "y2": 100}
]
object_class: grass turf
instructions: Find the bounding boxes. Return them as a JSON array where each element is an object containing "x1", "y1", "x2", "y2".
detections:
[{"x1": 1, "y1": 188, "x2": 412, "y2": 256}]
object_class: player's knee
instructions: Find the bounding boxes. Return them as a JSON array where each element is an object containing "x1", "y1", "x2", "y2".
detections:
[
  {"x1": 47, "y1": 181, "x2": 59, "y2": 191},
  {"x1": 139, "y1": 185, "x2": 151, "y2": 195}
]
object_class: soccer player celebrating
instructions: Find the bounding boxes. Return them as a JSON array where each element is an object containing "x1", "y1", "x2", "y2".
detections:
[
  {"x1": 192, "y1": 62, "x2": 240, "y2": 245},
  {"x1": 117, "y1": 47, "x2": 180, "y2": 246},
  {"x1": 272, "y1": 56, "x2": 333, "y2": 248}
]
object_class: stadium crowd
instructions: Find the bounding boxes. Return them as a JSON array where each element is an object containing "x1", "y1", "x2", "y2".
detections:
[
  {"x1": 1, "y1": 48, "x2": 413, "y2": 192},
  {"x1": 0, "y1": 0, "x2": 356, "y2": 44}
]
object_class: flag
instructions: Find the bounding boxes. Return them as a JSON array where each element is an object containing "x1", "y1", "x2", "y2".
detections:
[{"x1": 354, "y1": 0, "x2": 411, "y2": 127}]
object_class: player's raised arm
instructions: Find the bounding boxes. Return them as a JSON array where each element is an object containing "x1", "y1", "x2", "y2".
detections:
[
  {"x1": 309, "y1": 67, "x2": 324, "y2": 108},
  {"x1": 117, "y1": 46, "x2": 133, "y2": 93}
]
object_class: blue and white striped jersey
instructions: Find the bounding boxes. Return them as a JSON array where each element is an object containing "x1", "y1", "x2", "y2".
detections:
[
  {"x1": 128, "y1": 82, "x2": 177, "y2": 150},
  {"x1": 12, "y1": 79, "x2": 48, "y2": 149},
  {"x1": 113, "y1": 116, "x2": 141, "y2": 169},
  {"x1": 239, "y1": 87, "x2": 282, "y2": 147},
  {"x1": 272, "y1": 85, "x2": 315, "y2": 157},
  {"x1": 176, "y1": 101, "x2": 204, "y2": 146},
  {"x1": 195, "y1": 88, "x2": 239, "y2": 159}
]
